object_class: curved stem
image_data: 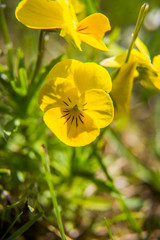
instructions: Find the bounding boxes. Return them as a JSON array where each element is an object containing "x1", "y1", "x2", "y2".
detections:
[
  {"x1": 41, "y1": 145, "x2": 67, "y2": 240},
  {"x1": 30, "y1": 30, "x2": 45, "y2": 85}
]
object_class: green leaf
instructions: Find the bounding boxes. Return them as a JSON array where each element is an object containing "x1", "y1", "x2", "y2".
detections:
[
  {"x1": 6, "y1": 212, "x2": 43, "y2": 240},
  {"x1": 0, "y1": 168, "x2": 11, "y2": 175},
  {"x1": 104, "y1": 218, "x2": 115, "y2": 240},
  {"x1": 16, "y1": 48, "x2": 25, "y2": 70}
]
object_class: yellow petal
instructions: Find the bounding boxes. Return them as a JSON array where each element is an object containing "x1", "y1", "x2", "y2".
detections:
[
  {"x1": 38, "y1": 77, "x2": 78, "y2": 112},
  {"x1": 135, "y1": 38, "x2": 150, "y2": 58},
  {"x1": 43, "y1": 107, "x2": 99, "y2": 146},
  {"x1": 111, "y1": 61, "x2": 137, "y2": 119},
  {"x1": 101, "y1": 49, "x2": 152, "y2": 69},
  {"x1": 15, "y1": 0, "x2": 64, "y2": 29},
  {"x1": 78, "y1": 33, "x2": 108, "y2": 51},
  {"x1": 100, "y1": 54, "x2": 127, "y2": 68},
  {"x1": 153, "y1": 55, "x2": 160, "y2": 72},
  {"x1": 150, "y1": 77, "x2": 160, "y2": 90},
  {"x1": 140, "y1": 69, "x2": 160, "y2": 91},
  {"x1": 141, "y1": 77, "x2": 160, "y2": 91},
  {"x1": 70, "y1": 0, "x2": 85, "y2": 15},
  {"x1": 46, "y1": 59, "x2": 112, "y2": 93},
  {"x1": 80, "y1": 89, "x2": 114, "y2": 128},
  {"x1": 58, "y1": 0, "x2": 82, "y2": 50},
  {"x1": 77, "y1": 13, "x2": 111, "y2": 51}
]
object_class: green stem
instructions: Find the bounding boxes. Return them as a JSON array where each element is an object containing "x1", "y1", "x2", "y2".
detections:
[
  {"x1": 0, "y1": 2, "x2": 14, "y2": 78},
  {"x1": 125, "y1": 2, "x2": 149, "y2": 63},
  {"x1": 41, "y1": 145, "x2": 67, "y2": 240},
  {"x1": 30, "y1": 30, "x2": 45, "y2": 85},
  {"x1": 85, "y1": 0, "x2": 97, "y2": 14},
  {"x1": 70, "y1": 147, "x2": 76, "y2": 175},
  {"x1": 104, "y1": 218, "x2": 115, "y2": 240},
  {"x1": 107, "y1": 128, "x2": 160, "y2": 191},
  {"x1": 88, "y1": 128, "x2": 141, "y2": 235},
  {"x1": 95, "y1": 150, "x2": 141, "y2": 236}
]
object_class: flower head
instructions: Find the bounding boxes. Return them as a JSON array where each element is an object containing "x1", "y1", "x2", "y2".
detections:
[
  {"x1": 38, "y1": 59, "x2": 114, "y2": 146},
  {"x1": 15, "y1": 0, "x2": 111, "y2": 51},
  {"x1": 134, "y1": 38, "x2": 160, "y2": 91},
  {"x1": 100, "y1": 38, "x2": 160, "y2": 119}
]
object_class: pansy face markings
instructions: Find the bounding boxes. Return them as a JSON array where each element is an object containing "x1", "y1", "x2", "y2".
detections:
[
  {"x1": 61, "y1": 96, "x2": 86, "y2": 128},
  {"x1": 38, "y1": 59, "x2": 114, "y2": 146}
]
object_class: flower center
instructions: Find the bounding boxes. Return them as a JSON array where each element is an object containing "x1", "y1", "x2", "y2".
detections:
[
  {"x1": 73, "y1": 104, "x2": 79, "y2": 112},
  {"x1": 61, "y1": 97, "x2": 88, "y2": 127}
]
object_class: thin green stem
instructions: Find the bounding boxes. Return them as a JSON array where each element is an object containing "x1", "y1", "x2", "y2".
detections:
[
  {"x1": 125, "y1": 2, "x2": 149, "y2": 63},
  {"x1": 85, "y1": 0, "x2": 97, "y2": 14},
  {"x1": 41, "y1": 145, "x2": 67, "y2": 240},
  {"x1": 0, "y1": 211, "x2": 23, "y2": 240},
  {"x1": 0, "y1": 1, "x2": 14, "y2": 78},
  {"x1": 70, "y1": 147, "x2": 76, "y2": 175},
  {"x1": 104, "y1": 218, "x2": 115, "y2": 240},
  {"x1": 95, "y1": 150, "x2": 141, "y2": 236},
  {"x1": 88, "y1": 129, "x2": 141, "y2": 236},
  {"x1": 30, "y1": 30, "x2": 45, "y2": 85}
]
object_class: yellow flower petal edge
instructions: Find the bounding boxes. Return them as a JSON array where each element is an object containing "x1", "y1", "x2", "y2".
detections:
[
  {"x1": 38, "y1": 59, "x2": 114, "y2": 146},
  {"x1": 15, "y1": 0, "x2": 111, "y2": 51},
  {"x1": 46, "y1": 59, "x2": 112, "y2": 93},
  {"x1": 135, "y1": 38, "x2": 150, "y2": 58},
  {"x1": 153, "y1": 55, "x2": 160, "y2": 73},
  {"x1": 80, "y1": 89, "x2": 114, "y2": 128},
  {"x1": 15, "y1": 0, "x2": 64, "y2": 29},
  {"x1": 77, "y1": 13, "x2": 111, "y2": 51}
]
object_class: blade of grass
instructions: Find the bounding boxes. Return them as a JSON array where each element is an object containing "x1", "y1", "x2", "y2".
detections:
[
  {"x1": 0, "y1": 212, "x2": 23, "y2": 240},
  {"x1": 94, "y1": 151, "x2": 142, "y2": 236},
  {"x1": 104, "y1": 218, "x2": 114, "y2": 240},
  {"x1": 86, "y1": 128, "x2": 142, "y2": 235},
  {"x1": 106, "y1": 128, "x2": 160, "y2": 190},
  {"x1": 41, "y1": 145, "x2": 67, "y2": 240},
  {"x1": 6, "y1": 212, "x2": 43, "y2": 240}
]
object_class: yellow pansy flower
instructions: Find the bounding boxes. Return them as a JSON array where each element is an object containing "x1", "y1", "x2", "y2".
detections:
[
  {"x1": 15, "y1": 0, "x2": 111, "y2": 51},
  {"x1": 101, "y1": 38, "x2": 160, "y2": 89},
  {"x1": 38, "y1": 59, "x2": 114, "y2": 146},
  {"x1": 100, "y1": 38, "x2": 160, "y2": 119},
  {"x1": 134, "y1": 38, "x2": 160, "y2": 90},
  {"x1": 101, "y1": 52, "x2": 139, "y2": 119}
]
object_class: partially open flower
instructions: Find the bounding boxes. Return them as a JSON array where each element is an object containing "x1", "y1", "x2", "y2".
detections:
[
  {"x1": 38, "y1": 59, "x2": 114, "y2": 146},
  {"x1": 15, "y1": 0, "x2": 111, "y2": 51},
  {"x1": 100, "y1": 38, "x2": 160, "y2": 119}
]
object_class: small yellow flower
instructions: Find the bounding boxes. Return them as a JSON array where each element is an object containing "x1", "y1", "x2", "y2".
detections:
[
  {"x1": 15, "y1": 0, "x2": 111, "y2": 51},
  {"x1": 101, "y1": 38, "x2": 160, "y2": 90},
  {"x1": 100, "y1": 38, "x2": 160, "y2": 119},
  {"x1": 134, "y1": 38, "x2": 160, "y2": 90},
  {"x1": 38, "y1": 59, "x2": 114, "y2": 146},
  {"x1": 101, "y1": 51, "x2": 138, "y2": 119}
]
